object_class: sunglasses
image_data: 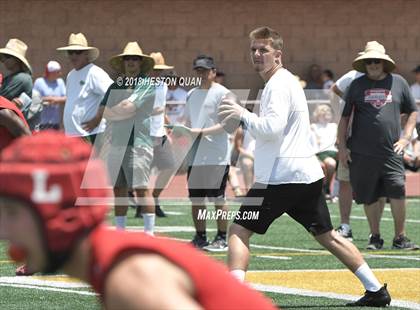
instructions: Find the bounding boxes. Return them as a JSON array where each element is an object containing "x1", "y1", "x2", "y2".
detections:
[
  {"x1": 0, "y1": 54, "x2": 12, "y2": 61},
  {"x1": 123, "y1": 56, "x2": 142, "y2": 61},
  {"x1": 364, "y1": 59, "x2": 382, "y2": 65},
  {"x1": 67, "y1": 50, "x2": 84, "y2": 55}
]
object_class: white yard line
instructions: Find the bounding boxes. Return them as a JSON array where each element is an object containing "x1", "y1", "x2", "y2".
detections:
[
  {"x1": 257, "y1": 255, "x2": 292, "y2": 260},
  {"x1": 0, "y1": 276, "x2": 90, "y2": 288},
  {"x1": 251, "y1": 283, "x2": 420, "y2": 310},
  {"x1": 330, "y1": 214, "x2": 420, "y2": 224},
  {"x1": 248, "y1": 267, "x2": 420, "y2": 273},
  {"x1": 0, "y1": 283, "x2": 96, "y2": 296}
]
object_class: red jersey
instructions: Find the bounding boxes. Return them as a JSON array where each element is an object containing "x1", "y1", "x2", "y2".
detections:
[
  {"x1": 0, "y1": 96, "x2": 29, "y2": 151},
  {"x1": 89, "y1": 226, "x2": 276, "y2": 310}
]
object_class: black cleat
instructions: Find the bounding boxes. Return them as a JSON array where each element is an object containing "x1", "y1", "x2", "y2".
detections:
[
  {"x1": 366, "y1": 234, "x2": 384, "y2": 250},
  {"x1": 134, "y1": 206, "x2": 143, "y2": 218},
  {"x1": 392, "y1": 235, "x2": 419, "y2": 250},
  {"x1": 155, "y1": 205, "x2": 167, "y2": 217},
  {"x1": 347, "y1": 284, "x2": 391, "y2": 307},
  {"x1": 191, "y1": 235, "x2": 209, "y2": 249}
]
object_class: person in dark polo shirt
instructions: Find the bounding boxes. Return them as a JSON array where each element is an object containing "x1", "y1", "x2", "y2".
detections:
[{"x1": 338, "y1": 41, "x2": 418, "y2": 250}]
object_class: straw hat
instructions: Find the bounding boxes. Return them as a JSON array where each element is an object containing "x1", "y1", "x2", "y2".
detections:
[
  {"x1": 150, "y1": 52, "x2": 174, "y2": 70},
  {"x1": 0, "y1": 39, "x2": 32, "y2": 73},
  {"x1": 109, "y1": 42, "x2": 154, "y2": 75},
  {"x1": 352, "y1": 41, "x2": 395, "y2": 73},
  {"x1": 56, "y1": 33, "x2": 99, "y2": 62}
]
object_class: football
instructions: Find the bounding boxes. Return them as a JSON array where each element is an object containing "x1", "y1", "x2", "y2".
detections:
[{"x1": 218, "y1": 92, "x2": 243, "y2": 134}]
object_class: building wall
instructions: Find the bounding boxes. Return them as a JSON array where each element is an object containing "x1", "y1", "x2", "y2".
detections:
[{"x1": 1, "y1": 0, "x2": 419, "y2": 97}]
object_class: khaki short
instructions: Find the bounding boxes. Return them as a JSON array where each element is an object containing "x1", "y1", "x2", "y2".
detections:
[{"x1": 336, "y1": 161, "x2": 350, "y2": 182}]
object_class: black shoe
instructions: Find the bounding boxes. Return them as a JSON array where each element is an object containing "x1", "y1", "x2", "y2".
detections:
[
  {"x1": 392, "y1": 235, "x2": 420, "y2": 250},
  {"x1": 335, "y1": 225, "x2": 353, "y2": 241},
  {"x1": 134, "y1": 206, "x2": 143, "y2": 218},
  {"x1": 191, "y1": 235, "x2": 209, "y2": 249},
  {"x1": 346, "y1": 284, "x2": 391, "y2": 307},
  {"x1": 155, "y1": 205, "x2": 167, "y2": 217},
  {"x1": 366, "y1": 234, "x2": 384, "y2": 250}
]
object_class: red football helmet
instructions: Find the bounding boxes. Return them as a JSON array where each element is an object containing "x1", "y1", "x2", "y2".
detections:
[{"x1": 0, "y1": 131, "x2": 111, "y2": 271}]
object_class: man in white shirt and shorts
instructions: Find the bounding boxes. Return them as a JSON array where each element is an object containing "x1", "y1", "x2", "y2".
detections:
[{"x1": 218, "y1": 26, "x2": 391, "y2": 307}]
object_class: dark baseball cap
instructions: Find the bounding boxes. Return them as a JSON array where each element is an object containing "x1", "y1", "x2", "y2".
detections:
[
  {"x1": 193, "y1": 55, "x2": 215, "y2": 70},
  {"x1": 413, "y1": 65, "x2": 420, "y2": 73}
]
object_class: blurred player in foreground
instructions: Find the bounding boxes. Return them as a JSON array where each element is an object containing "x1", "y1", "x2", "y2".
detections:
[{"x1": 0, "y1": 131, "x2": 275, "y2": 310}]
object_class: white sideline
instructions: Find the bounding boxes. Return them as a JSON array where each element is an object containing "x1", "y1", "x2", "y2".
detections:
[{"x1": 251, "y1": 283, "x2": 420, "y2": 310}]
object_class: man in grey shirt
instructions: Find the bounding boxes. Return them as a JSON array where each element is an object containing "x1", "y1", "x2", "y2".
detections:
[
  {"x1": 338, "y1": 41, "x2": 418, "y2": 250},
  {"x1": 178, "y1": 55, "x2": 230, "y2": 251}
]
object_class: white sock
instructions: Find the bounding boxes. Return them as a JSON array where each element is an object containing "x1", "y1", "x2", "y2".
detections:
[
  {"x1": 354, "y1": 263, "x2": 382, "y2": 292},
  {"x1": 115, "y1": 216, "x2": 126, "y2": 230},
  {"x1": 340, "y1": 223, "x2": 350, "y2": 233},
  {"x1": 230, "y1": 269, "x2": 246, "y2": 282},
  {"x1": 143, "y1": 213, "x2": 155, "y2": 235}
]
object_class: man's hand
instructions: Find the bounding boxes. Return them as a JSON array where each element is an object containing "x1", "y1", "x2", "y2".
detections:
[
  {"x1": 82, "y1": 115, "x2": 102, "y2": 132},
  {"x1": 171, "y1": 125, "x2": 194, "y2": 137},
  {"x1": 218, "y1": 96, "x2": 244, "y2": 123},
  {"x1": 393, "y1": 138, "x2": 410, "y2": 155},
  {"x1": 338, "y1": 147, "x2": 351, "y2": 168},
  {"x1": 218, "y1": 94, "x2": 245, "y2": 134},
  {"x1": 12, "y1": 98, "x2": 23, "y2": 108}
]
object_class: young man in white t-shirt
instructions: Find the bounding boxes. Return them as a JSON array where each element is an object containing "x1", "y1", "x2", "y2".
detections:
[
  {"x1": 410, "y1": 65, "x2": 420, "y2": 136},
  {"x1": 218, "y1": 27, "x2": 391, "y2": 307},
  {"x1": 176, "y1": 55, "x2": 231, "y2": 251},
  {"x1": 148, "y1": 52, "x2": 177, "y2": 218},
  {"x1": 331, "y1": 70, "x2": 363, "y2": 240}
]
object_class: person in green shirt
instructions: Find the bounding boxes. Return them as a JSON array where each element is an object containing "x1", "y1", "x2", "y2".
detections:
[
  {"x1": 99, "y1": 42, "x2": 157, "y2": 235},
  {"x1": 0, "y1": 39, "x2": 33, "y2": 106}
]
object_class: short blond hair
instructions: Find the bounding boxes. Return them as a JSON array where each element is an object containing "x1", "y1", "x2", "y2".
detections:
[
  {"x1": 249, "y1": 27, "x2": 283, "y2": 50},
  {"x1": 313, "y1": 104, "x2": 333, "y2": 122}
]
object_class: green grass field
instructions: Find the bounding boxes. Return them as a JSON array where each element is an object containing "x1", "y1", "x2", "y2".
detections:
[{"x1": 1, "y1": 199, "x2": 419, "y2": 309}]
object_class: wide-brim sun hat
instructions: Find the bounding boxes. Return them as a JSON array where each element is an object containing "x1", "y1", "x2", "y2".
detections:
[
  {"x1": 109, "y1": 42, "x2": 154, "y2": 75},
  {"x1": 150, "y1": 52, "x2": 174, "y2": 70},
  {"x1": 56, "y1": 33, "x2": 100, "y2": 62},
  {"x1": 0, "y1": 38, "x2": 32, "y2": 73},
  {"x1": 352, "y1": 41, "x2": 395, "y2": 73}
]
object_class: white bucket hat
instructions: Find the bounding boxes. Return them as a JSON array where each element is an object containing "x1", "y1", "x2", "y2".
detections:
[{"x1": 352, "y1": 41, "x2": 395, "y2": 73}]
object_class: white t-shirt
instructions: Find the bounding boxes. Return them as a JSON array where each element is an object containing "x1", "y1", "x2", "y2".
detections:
[
  {"x1": 241, "y1": 68, "x2": 324, "y2": 184},
  {"x1": 150, "y1": 82, "x2": 168, "y2": 137},
  {"x1": 185, "y1": 82, "x2": 230, "y2": 166},
  {"x1": 410, "y1": 83, "x2": 420, "y2": 122},
  {"x1": 335, "y1": 70, "x2": 364, "y2": 94},
  {"x1": 64, "y1": 64, "x2": 113, "y2": 136},
  {"x1": 166, "y1": 87, "x2": 188, "y2": 124},
  {"x1": 310, "y1": 122, "x2": 338, "y2": 152}
]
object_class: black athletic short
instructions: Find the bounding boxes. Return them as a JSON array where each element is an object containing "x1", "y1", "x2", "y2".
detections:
[
  {"x1": 233, "y1": 179, "x2": 333, "y2": 235},
  {"x1": 349, "y1": 153, "x2": 405, "y2": 205},
  {"x1": 187, "y1": 165, "x2": 229, "y2": 203}
]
